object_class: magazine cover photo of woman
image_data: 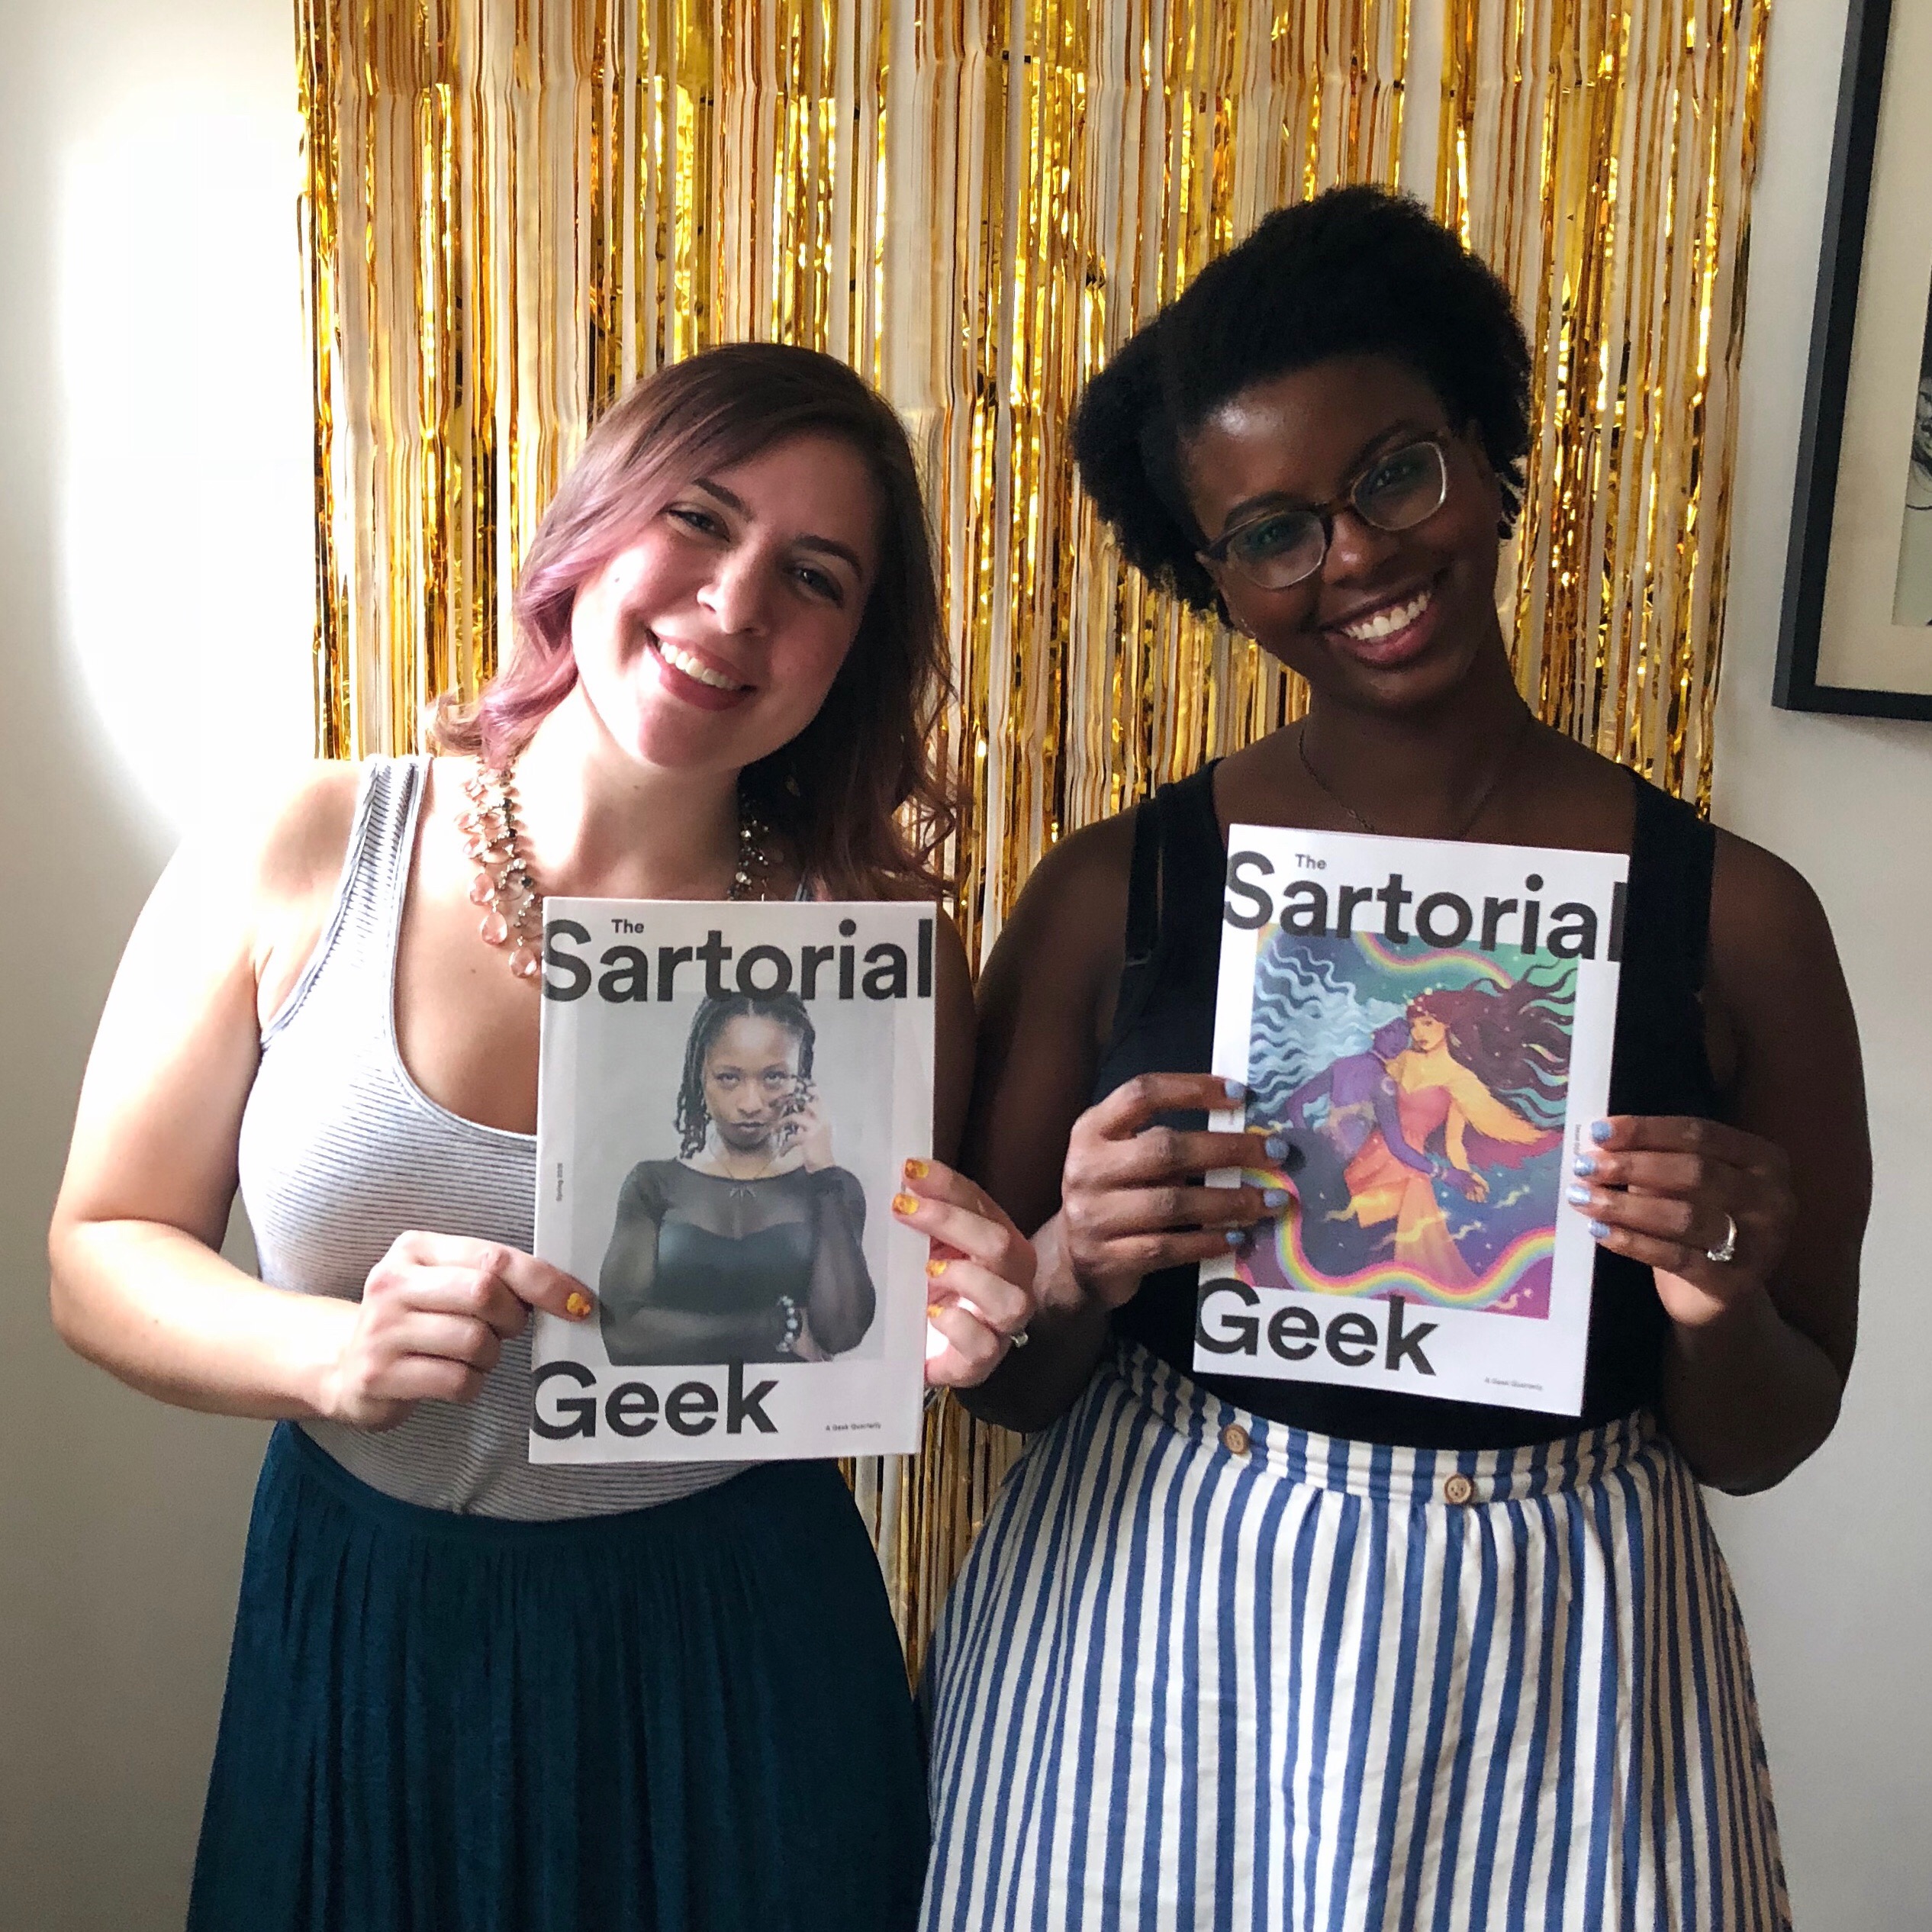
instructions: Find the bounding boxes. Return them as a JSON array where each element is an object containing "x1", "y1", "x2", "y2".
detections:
[{"x1": 597, "y1": 990, "x2": 877, "y2": 1364}]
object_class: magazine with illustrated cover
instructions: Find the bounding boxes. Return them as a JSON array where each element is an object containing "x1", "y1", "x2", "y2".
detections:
[
  {"x1": 530, "y1": 899, "x2": 935, "y2": 1463},
  {"x1": 1197, "y1": 825, "x2": 1628, "y2": 1415}
]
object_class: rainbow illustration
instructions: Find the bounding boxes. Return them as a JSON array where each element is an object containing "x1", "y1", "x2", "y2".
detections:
[
  {"x1": 1329, "y1": 930, "x2": 1513, "y2": 987},
  {"x1": 1232, "y1": 1165, "x2": 1556, "y2": 1313}
]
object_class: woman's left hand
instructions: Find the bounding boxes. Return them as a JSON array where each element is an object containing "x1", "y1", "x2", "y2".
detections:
[
  {"x1": 1570, "y1": 1116, "x2": 1796, "y2": 1329},
  {"x1": 892, "y1": 1158, "x2": 1038, "y2": 1387}
]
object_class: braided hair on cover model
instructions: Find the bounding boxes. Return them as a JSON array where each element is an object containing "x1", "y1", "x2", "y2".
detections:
[
  {"x1": 1070, "y1": 185, "x2": 1534, "y2": 614},
  {"x1": 675, "y1": 993, "x2": 818, "y2": 1158}
]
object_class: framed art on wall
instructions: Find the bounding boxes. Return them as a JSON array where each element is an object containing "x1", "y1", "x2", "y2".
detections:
[{"x1": 1776, "y1": 0, "x2": 1932, "y2": 719}]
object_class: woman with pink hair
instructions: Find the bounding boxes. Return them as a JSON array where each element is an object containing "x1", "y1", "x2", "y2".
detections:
[{"x1": 48, "y1": 343, "x2": 1036, "y2": 1932}]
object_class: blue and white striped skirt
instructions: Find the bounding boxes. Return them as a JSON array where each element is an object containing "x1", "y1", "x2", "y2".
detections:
[{"x1": 921, "y1": 1344, "x2": 1787, "y2": 1931}]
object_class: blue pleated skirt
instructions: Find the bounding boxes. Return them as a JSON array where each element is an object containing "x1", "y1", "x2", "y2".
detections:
[
  {"x1": 188, "y1": 1423, "x2": 927, "y2": 1932},
  {"x1": 922, "y1": 1343, "x2": 1788, "y2": 1931}
]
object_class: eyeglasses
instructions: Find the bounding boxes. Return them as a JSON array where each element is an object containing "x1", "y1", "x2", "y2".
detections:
[{"x1": 1198, "y1": 436, "x2": 1452, "y2": 591}]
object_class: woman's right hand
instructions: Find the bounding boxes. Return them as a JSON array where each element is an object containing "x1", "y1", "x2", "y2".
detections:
[
  {"x1": 318, "y1": 1233, "x2": 594, "y2": 1431},
  {"x1": 1058, "y1": 1074, "x2": 1289, "y2": 1310}
]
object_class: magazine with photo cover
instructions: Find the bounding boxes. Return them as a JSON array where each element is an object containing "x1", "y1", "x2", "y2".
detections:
[
  {"x1": 1197, "y1": 826, "x2": 1628, "y2": 1415},
  {"x1": 530, "y1": 899, "x2": 935, "y2": 1463}
]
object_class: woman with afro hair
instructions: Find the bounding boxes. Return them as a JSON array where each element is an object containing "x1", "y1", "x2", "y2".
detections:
[{"x1": 921, "y1": 186, "x2": 1867, "y2": 1929}]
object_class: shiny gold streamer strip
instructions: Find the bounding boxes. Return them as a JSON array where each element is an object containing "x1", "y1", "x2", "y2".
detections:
[
  {"x1": 295, "y1": 0, "x2": 1760, "y2": 1671},
  {"x1": 298, "y1": 0, "x2": 347, "y2": 755},
  {"x1": 1436, "y1": 0, "x2": 1768, "y2": 806}
]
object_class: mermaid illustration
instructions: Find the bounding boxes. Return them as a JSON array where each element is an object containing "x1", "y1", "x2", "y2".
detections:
[
  {"x1": 1270, "y1": 1019, "x2": 1441, "y2": 1276},
  {"x1": 1338, "y1": 974, "x2": 1570, "y2": 1288},
  {"x1": 1283, "y1": 1017, "x2": 1436, "y2": 1172}
]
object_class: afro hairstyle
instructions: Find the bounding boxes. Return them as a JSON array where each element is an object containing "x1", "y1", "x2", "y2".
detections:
[{"x1": 1070, "y1": 185, "x2": 1532, "y2": 613}]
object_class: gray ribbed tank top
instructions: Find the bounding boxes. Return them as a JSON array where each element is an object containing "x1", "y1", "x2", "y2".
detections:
[{"x1": 237, "y1": 756, "x2": 738, "y2": 1517}]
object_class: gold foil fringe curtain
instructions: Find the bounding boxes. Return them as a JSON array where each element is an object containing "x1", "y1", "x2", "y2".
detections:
[
  {"x1": 298, "y1": 0, "x2": 1767, "y2": 914},
  {"x1": 298, "y1": 0, "x2": 1412, "y2": 954},
  {"x1": 1437, "y1": 0, "x2": 1766, "y2": 804},
  {"x1": 296, "y1": 0, "x2": 1767, "y2": 1665}
]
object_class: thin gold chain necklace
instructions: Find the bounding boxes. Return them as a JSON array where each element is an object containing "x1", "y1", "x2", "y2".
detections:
[{"x1": 1295, "y1": 708, "x2": 1534, "y2": 842}]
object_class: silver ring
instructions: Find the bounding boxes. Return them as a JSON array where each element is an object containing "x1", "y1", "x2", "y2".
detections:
[
  {"x1": 1008, "y1": 1328, "x2": 1030, "y2": 1350},
  {"x1": 1704, "y1": 1212, "x2": 1739, "y2": 1265}
]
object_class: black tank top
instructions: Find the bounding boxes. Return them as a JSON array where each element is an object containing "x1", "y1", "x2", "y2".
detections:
[{"x1": 1098, "y1": 761, "x2": 1718, "y2": 1448}]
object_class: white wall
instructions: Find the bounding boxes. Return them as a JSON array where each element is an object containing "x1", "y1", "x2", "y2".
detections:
[
  {"x1": 1707, "y1": 0, "x2": 1932, "y2": 1923},
  {"x1": 0, "y1": 0, "x2": 311, "y2": 1923},
  {"x1": 2, "y1": 0, "x2": 1927, "y2": 1924}
]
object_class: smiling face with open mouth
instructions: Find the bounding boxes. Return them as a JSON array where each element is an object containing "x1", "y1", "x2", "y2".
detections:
[
  {"x1": 568, "y1": 431, "x2": 882, "y2": 776},
  {"x1": 1184, "y1": 355, "x2": 1508, "y2": 713}
]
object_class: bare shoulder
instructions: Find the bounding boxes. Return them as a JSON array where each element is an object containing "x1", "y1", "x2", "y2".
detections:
[
  {"x1": 246, "y1": 761, "x2": 365, "y2": 906},
  {"x1": 1707, "y1": 826, "x2": 1839, "y2": 981},
  {"x1": 175, "y1": 761, "x2": 366, "y2": 1018},
  {"x1": 977, "y1": 809, "x2": 1141, "y2": 1061},
  {"x1": 992, "y1": 812, "x2": 1138, "y2": 964},
  {"x1": 929, "y1": 900, "x2": 973, "y2": 979},
  {"x1": 1703, "y1": 824, "x2": 1856, "y2": 1099},
  {"x1": 72, "y1": 762, "x2": 371, "y2": 1138},
  {"x1": 141, "y1": 760, "x2": 359, "y2": 923}
]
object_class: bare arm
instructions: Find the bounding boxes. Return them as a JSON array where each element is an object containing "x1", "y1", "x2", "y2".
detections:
[
  {"x1": 48, "y1": 769, "x2": 587, "y2": 1426},
  {"x1": 931, "y1": 907, "x2": 974, "y2": 1167},
  {"x1": 948, "y1": 825, "x2": 1134, "y2": 1427},
  {"x1": 1579, "y1": 833, "x2": 1868, "y2": 1492},
  {"x1": 49, "y1": 772, "x2": 362, "y2": 1415},
  {"x1": 1281, "y1": 1067, "x2": 1331, "y2": 1129},
  {"x1": 951, "y1": 821, "x2": 1274, "y2": 1431}
]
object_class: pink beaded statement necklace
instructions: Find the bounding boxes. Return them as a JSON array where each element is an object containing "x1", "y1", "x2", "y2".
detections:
[{"x1": 459, "y1": 762, "x2": 771, "y2": 981}]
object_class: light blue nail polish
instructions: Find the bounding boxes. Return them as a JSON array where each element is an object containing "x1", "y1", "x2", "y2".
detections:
[
  {"x1": 1565, "y1": 1185, "x2": 1592, "y2": 1206},
  {"x1": 1589, "y1": 1219, "x2": 1611, "y2": 1240},
  {"x1": 1223, "y1": 1228, "x2": 1247, "y2": 1247},
  {"x1": 1590, "y1": 1119, "x2": 1614, "y2": 1145},
  {"x1": 1262, "y1": 1188, "x2": 1290, "y2": 1209},
  {"x1": 1222, "y1": 1078, "x2": 1246, "y2": 1103},
  {"x1": 1264, "y1": 1134, "x2": 1289, "y2": 1162},
  {"x1": 1571, "y1": 1155, "x2": 1596, "y2": 1177}
]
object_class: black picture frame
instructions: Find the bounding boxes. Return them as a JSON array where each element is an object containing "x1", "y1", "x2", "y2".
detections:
[{"x1": 1775, "y1": 0, "x2": 1932, "y2": 720}]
